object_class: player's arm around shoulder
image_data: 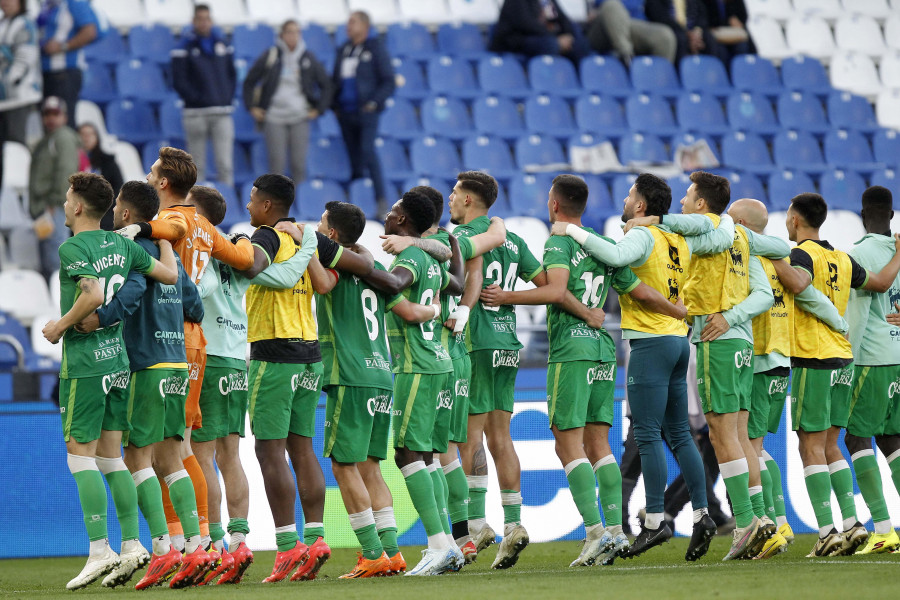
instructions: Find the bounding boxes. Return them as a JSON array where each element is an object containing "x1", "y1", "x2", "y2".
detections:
[
  {"x1": 142, "y1": 239, "x2": 178, "y2": 285},
  {"x1": 683, "y1": 213, "x2": 735, "y2": 256},
  {"x1": 745, "y1": 226, "x2": 790, "y2": 260},
  {"x1": 364, "y1": 251, "x2": 416, "y2": 296},
  {"x1": 773, "y1": 249, "x2": 812, "y2": 295},
  {"x1": 43, "y1": 277, "x2": 104, "y2": 344}
]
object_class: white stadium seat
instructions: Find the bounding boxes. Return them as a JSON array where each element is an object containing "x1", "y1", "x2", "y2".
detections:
[
  {"x1": 75, "y1": 101, "x2": 114, "y2": 153},
  {"x1": 603, "y1": 216, "x2": 625, "y2": 242},
  {"x1": 504, "y1": 217, "x2": 550, "y2": 266},
  {"x1": 113, "y1": 141, "x2": 146, "y2": 183},
  {"x1": 820, "y1": 210, "x2": 865, "y2": 252},
  {"x1": 31, "y1": 314, "x2": 62, "y2": 361},
  {"x1": 2, "y1": 142, "x2": 30, "y2": 191},
  {"x1": 785, "y1": 15, "x2": 836, "y2": 61},
  {"x1": 0, "y1": 187, "x2": 30, "y2": 231},
  {"x1": 92, "y1": 0, "x2": 146, "y2": 28},
  {"x1": 834, "y1": 14, "x2": 886, "y2": 58},
  {"x1": 247, "y1": 0, "x2": 299, "y2": 26},
  {"x1": 830, "y1": 51, "x2": 882, "y2": 99},
  {"x1": 763, "y1": 211, "x2": 789, "y2": 243},
  {"x1": 144, "y1": 0, "x2": 194, "y2": 28},
  {"x1": 879, "y1": 50, "x2": 900, "y2": 89},
  {"x1": 204, "y1": 0, "x2": 249, "y2": 27},
  {"x1": 298, "y1": 0, "x2": 348, "y2": 26},
  {"x1": 793, "y1": 0, "x2": 843, "y2": 20},
  {"x1": 744, "y1": 0, "x2": 794, "y2": 22},
  {"x1": 0, "y1": 269, "x2": 54, "y2": 324},
  {"x1": 746, "y1": 16, "x2": 792, "y2": 62},
  {"x1": 49, "y1": 270, "x2": 60, "y2": 310},
  {"x1": 557, "y1": 0, "x2": 588, "y2": 22},
  {"x1": 398, "y1": 0, "x2": 450, "y2": 24},
  {"x1": 357, "y1": 220, "x2": 394, "y2": 270},
  {"x1": 229, "y1": 222, "x2": 256, "y2": 237},
  {"x1": 877, "y1": 88, "x2": 900, "y2": 130},
  {"x1": 448, "y1": 0, "x2": 500, "y2": 24},
  {"x1": 348, "y1": 0, "x2": 400, "y2": 25},
  {"x1": 841, "y1": 0, "x2": 892, "y2": 19},
  {"x1": 887, "y1": 16, "x2": 900, "y2": 52}
]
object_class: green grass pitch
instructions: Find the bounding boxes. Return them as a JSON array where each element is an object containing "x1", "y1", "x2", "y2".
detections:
[{"x1": 2, "y1": 535, "x2": 897, "y2": 599}]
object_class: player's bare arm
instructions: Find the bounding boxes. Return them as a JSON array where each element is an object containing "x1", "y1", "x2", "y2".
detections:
[
  {"x1": 381, "y1": 234, "x2": 451, "y2": 262},
  {"x1": 43, "y1": 278, "x2": 104, "y2": 344},
  {"x1": 362, "y1": 264, "x2": 415, "y2": 296},
  {"x1": 444, "y1": 231, "x2": 465, "y2": 296},
  {"x1": 306, "y1": 255, "x2": 338, "y2": 295},
  {"x1": 627, "y1": 281, "x2": 688, "y2": 321},
  {"x1": 862, "y1": 234, "x2": 900, "y2": 292},
  {"x1": 333, "y1": 243, "x2": 375, "y2": 277},
  {"x1": 481, "y1": 267, "x2": 567, "y2": 307},
  {"x1": 772, "y1": 258, "x2": 811, "y2": 295},
  {"x1": 391, "y1": 298, "x2": 442, "y2": 325},
  {"x1": 145, "y1": 239, "x2": 179, "y2": 285}
]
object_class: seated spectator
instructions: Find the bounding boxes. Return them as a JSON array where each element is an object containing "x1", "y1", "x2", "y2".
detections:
[
  {"x1": 243, "y1": 20, "x2": 334, "y2": 184},
  {"x1": 587, "y1": 0, "x2": 677, "y2": 65},
  {"x1": 644, "y1": 0, "x2": 729, "y2": 64},
  {"x1": 489, "y1": 0, "x2": 591, "y2": 64},
  {"x1": 78, "y1": 122, "x2": 122, "y2": 230},
  {"x1": 697, "y1": 0, "x2": 755, "y2": 61}
]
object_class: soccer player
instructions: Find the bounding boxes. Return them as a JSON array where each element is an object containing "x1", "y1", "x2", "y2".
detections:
[
  {"x1": 43, "y1": 173, "x2": 179, "y2": 590},
  {"x1": 772, "y1": 192, "x2": 900, "y2": 557},
  {"x1": 481, "y1": 175, "x2": 689, "y2": 567}
]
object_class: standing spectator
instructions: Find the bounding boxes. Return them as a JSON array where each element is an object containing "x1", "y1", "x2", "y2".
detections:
[
  {"x1": 78, "y1": 122, "x2": 122, "y2": 230},
  {"x1": 29, "y1": 95, "x2": 79, "y2": 278},
  {"x1": 171, "y1": 4, "x2": 236, "y2": 186},
  {"x1": 243, "y1": 20, "x2": 333, "y2": 184},
  {"x1": 587, "y1": 0, "x2": 677, "y2": 66},
  {"x1": 644, "y1": 0, "x2": 729, "y2": 64},
  {"x1": 332, "y1": 11, "x2": 394, "y2": 212},
  {"x1": 489, "y1": 0, "x2": 591, "y2": 65},
  {"x1": 36, "y1": 0, "x2": 100, "y2": 126}
]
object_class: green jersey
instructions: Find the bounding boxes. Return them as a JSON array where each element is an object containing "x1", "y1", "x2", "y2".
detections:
[
  {"x1": 454, "y1": 216, "x2": 543, "y2": 351},
  {"x1": 543, "y1": 231, "x2": 639, "y2": 363},
  {"x1": 847, "y1": 233, "x2": 900, "y2": 366},
  {"x1": 318, "y1": 261, "x2": 397, "y2": 390},
  {"x1": 428, "y1": 229, "x2": 466, "y2": 361},
  {"x1": 385, "y1": 246, "x2": 453, "y2": 374},
  {"x1": 58, "y1": 230, "x2": 155, "y2": 379}
]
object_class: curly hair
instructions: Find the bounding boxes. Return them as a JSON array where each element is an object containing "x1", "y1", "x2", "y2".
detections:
[
  {"x1": 633, "y1": 173, "x2": 672, "y2": 218},
  {"x1": 410, "y1": 185, "x2": 444, "y2": 226},
  {"x1": 399, "y1": 190, "x2": 436, "y2": 235},
  {"x1": 68, "y1": 172, "x2": 114, "y2": 219}
]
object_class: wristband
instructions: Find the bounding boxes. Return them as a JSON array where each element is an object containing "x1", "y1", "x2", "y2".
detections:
[
  {"x1": 566, "y1": 223, "x2": 589, "y2": 245},
  {"x1": 432, "y1": 304, "x2": 441, "y2": 320},
  {"x1": 137, "y1": 222, "x2": 153, "y2": 238}
]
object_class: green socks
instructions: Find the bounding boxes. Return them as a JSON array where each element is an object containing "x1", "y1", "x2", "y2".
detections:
[
  {"x1": 467, "y1": 474, "x2": 488, "y2": 532},
  {"x1": 96, "y1": 456, "x2": 139, "y2": 541},
  {"x1": 133, "y1": 468, "x2": 169, "y2": 539},
  {"x1": 828, "y1": 460, "x2": 857, "y2": 528},
  {"x1": 349, "y1": 509, "x2": 384, "y2": 560},
  {"x1": 227, "y1": 517, "x2": 250, "y2": 553},
  {"x1": 401, "y1": 461, "x2": 444, "y2": 536},
  {"x1": 759, "y1": 458, "x2": 776, "y2": 522},
  {"x1": 565, "y1": 459, "x2": 603, "y2": 528},
  {"x1": 429, "y1": 462, "x2": 452, "y2": 535},
  {"x1": 720, "y1": 458, "x2": 754, "y2": 528},
  {"x1": 164, "y1": 469, "x2": 201, "y2": 539},
  {"x1": 594, "y1": 455, "x2": 623, "y2": 527},
  {"x1": 303, "y1": 522, "x2": 325, "y2": 546},
  {"x1": 68, "y1": 454, "x2": 108, "y2": 542},
  {"x1": 852, "y1": 450, "x2": 891, "y2": 526},
  {"x1": 804, "y1": 465, "x2": 834, "y2": 534},
  {"x1": 749, "y1": 486, "x2": 766, "y2": 519},
  {"x1": 275, "y1": 525, "x2": 300, "y2": 552},
  {"x1": 210, "y1": 522, "x2": 226, "y2": 546},
  {"x1": 443, "y1": 460, "x2": 469, "y2": 525},
  {"x1": 373, "y1": 507, "x2": 400, "y2": 556},
  {"x1": 501, "y1": 490, "x2": 522, "y2": 527},
  {"x1": 764, "y1": 451, "x2": 787, "y2": 521}
]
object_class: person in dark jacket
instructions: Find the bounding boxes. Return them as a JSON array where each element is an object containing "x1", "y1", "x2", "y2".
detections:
[
  {"x1": 171, "y1": 4, "x2": 236, "y2": 185},
  {"x1": 332, "y1": 10, "x2": 394, "y2": 210},
  {"x1": 78, "y1": 122, "x2": 123, "y2": 230},
  {"x1": 489, "y1": 0, "x2": 591, "y2": 65},
  {"x1": 644, "y1": 0, "x2": 729, "y2": 64},
  {"x1": 243, "y1": 20, "x2": 333, "y2": 184}
]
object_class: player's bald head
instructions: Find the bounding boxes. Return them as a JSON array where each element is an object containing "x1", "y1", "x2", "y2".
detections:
[{"x1": 727, "y1": 198, "x2": 768, "y2": 234}]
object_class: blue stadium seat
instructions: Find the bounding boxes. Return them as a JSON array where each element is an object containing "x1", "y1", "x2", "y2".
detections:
[
  {"x1": 666, "y1": 172, "x2": 693, "y2": 199},
  {"x1": 232, "y1": 103, "x2": 262, "y2": 143},
  {"x1": 721, "y1": 131, "x2": 775, "y2": 175},
  {"x1": 377, "y1": 98, "x2": 422, "y2": 141},
  {"x1": 421, "y1": 95, "x2": 473, "y2": 141},
  {"x1": 528, "y1": 55, "x2": 581, "y2": 98},
  {"x1": 128, "y1": 24, "x2": 175, "y2": 64},
  {"x1": 507, "y1": 173, "x2": 547, "y2": 220},
  {"x1": 81, "y1": 64, "x2": 117, "y2": 104},
  {"x1": 630, "y1": 55, "x2": 681, "y2": 97},
  {"x1": 672, "y1": 132, "x2": 720, "y2": 160},
  {"x1": 193, "y1": 181, "x2": 242, "y2": 229},
  {"x1": 427, "y1": 56, "x2": 479, "y2": 99},
  {"x1": 293, "y1": 179, "x2": 346, "y2": 222},
  {"x1": 611, "y1": 173, "x2": 638, "y2": 204},
  {"x1": 514, "y1": 134, "x2": 566, "y2": 169},
  {"x1": 626, "y1": 94, "x2": 679, "y2": 139},
  {"x1": 0, "y1": 309, "x2": 34, "y2": 368},
  {"x1": 232, "y1": 144, "x2": 254, "y2": 185},
  {"x1": 462, "y1": 136, "x2": 517, "y2": 182},
  {"x1": 142, "y1": 138, "x2": 185, "y2": 172},
  {"x1": 249, "y1": 140, "x2": 268, "y2": 176},
  {"x1": 232, "y1": 23, "x2": 276, "y2": 61},
  {"x1": 106, "y1": 99, "x2": 159, "y2": 145},
  {"x1": 722, "y1": 170, "x2": 767, "y2": 205},
  {"x1": 375, "y1": 137, "x2": 414, "y2": 183},
  {"x1": 777, "y1": 91, "x2": 829, "y2": 135},
  {"x1": 410, "y1": 136, "x2": 461, "y2": 177},
  {"x1": 392, "y1": 57, "x2": 429, "y2": 101},
  {"x1": 387, "y1": 22, "x2": 436, "y2": 58},
  {"x1": 781, "y1": 56, "x2": 831, "y2": 96},
  {"x1": 767, "y1": 170, "x2": 815, "y2": 210},
  {"x1": 574, "y1": 94, "x2": 627, "y2": 139},
  {"x1": 580, "y1": 174, "x2": 618, "y2": 228},
  {"x1": 676, "y1": 92, "x2": 730, "y2": 137},
  {"x1": 772, "y1": 130, "x2": 828, "y2": 175},
  {"x1": 679, "y1": 55, "x2": 732, "y2": 97},
  {"x1": 115, "y1": 59, "x2": 169, "y2": 103},
  {"x1": 617, "y1": 132, "x2": 668, "y2": 164},
  {"x1": 310, "y1": 110, "x2": 341, "y2": 139},
  {"x1": 477, "y1": 55, "x2": 530, "y2": 99},
  {"x1": 437, "y1": 23, "x2": 486, "y2": 58},
  {"x1": 827, "y1": 91, "x2": 879, "y2": 134},
  {"x1": 726, "y1": 92, "x2": 779, "y2": 137},
  {"x1": 346, "y1": 178, "x2": 378, "y2": 219},
  {"x1": 580, "y1": 55, "x2": 632, "y2": 98},
  {"x1": 730, "y1": 54, "x2": 782, "y2": 98},
  {"x1": 569, "y1": 133, "x2": 610, "y2": 172},
  {"x1": 824, "y1": 129, "x2": 881, "y2": 173},
  {"x1": 524, "y1": 94, "x2": 578, "y2": 139},
  {"x1": 870, "y1": 168, "x2": 899, "y2": 196},
  {"x1": 874, "y1": 129, "x2": 900, "y2": 166},
  {"x1": 472, "y1": 95, "x2": 525, "y2": 141},
  {"x1": 819, "y1": 169, "x2": 867, "y2": 211},
  {"x1": 307, "y1": 138, "x2": 351, "y2": 182},
  {"x1": 303, "y1": 24, "x2": 335, "y2": 73},
  {"x1": 84, "y1": 27, "x2": 125, "y2": 65},
  {"x1": 401, "y1": 176, "x2": 454, "y2": 201}
]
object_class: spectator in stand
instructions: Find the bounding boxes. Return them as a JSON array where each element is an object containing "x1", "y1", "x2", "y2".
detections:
[
  {"x1": 78, "y1": 122, "x2": 122, "y2": 230},
  {"x1": 243, "y1": 20, "x2": 334, "y2": 184},
  {"x1": 36, "y1": 0, "x2": 100, "y2": 126},
  {"x1": 644, "y1": 0, "x2": 729, "y2": 64},
  {"x1": 587, "y1": 0, "x2": 677, "y2": 66},
  {"x1": 332, "y1": 10, "x2": 394, "y2": 212},
  {"x1": 489, "y1": 0, "x2": 591, "y2": 65},
  {"x1": 171, "y1": 4, "x2": 236, "y2": 185},
  {"x1": 29, "y1": 95, "x2": 79, "y2": 277},
  {"x1": 696, "y1": 0, "x2": 755, "y2": 61}
]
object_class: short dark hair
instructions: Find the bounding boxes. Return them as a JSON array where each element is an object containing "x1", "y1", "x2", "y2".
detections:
[
  {"x1": 194, "y1": 4, "x2": 210, "y2": 15},
  {"x1": 281, "y1": 19, "x2": 299, "y2": 33},
  {"x1": 157, "y1": 146, "x2": 197, "y2": 198},
  {"x1": 551, "y1": 174, "x2": 588, "y2": 217},
  {"x1": 119, "y1": 181, "x2": 160, "y2": 222},
  {"x1": 790, "y1": 192, "x2": 828, "y2": 228},
  {"x1": 68, "y1": 172, "x2": 114, "y2": 219},
  {"x1": 253, "y1": 174, "x2": 295, "y2": 210},
  {"x1": 456, "y1": 171, "x2": 498, "y2": 208},
  {"x1": 189, "y1": 185, "x2": 226, "y2": 226},
  {"x1": 633, "y1": 173, "x2": 672, "y2": 218},
  {"x1": 399, "y1": 190, "x2": 435, "y2": 235},
  {"x1": 862, "y1": 185, "x2": 893, "y2": 221},
  {"x1": 410, "y1": 185, "x2": 443, "y2": 226},
  {"x1": 324, "y1": 201, "x2": 366, "y2": 245},
  {"x1": 350, "y1": 10, "x2": 370, "y2": 26},
  {"x1": 689, "y1": 171, "x2": 730, "y2": 215}
]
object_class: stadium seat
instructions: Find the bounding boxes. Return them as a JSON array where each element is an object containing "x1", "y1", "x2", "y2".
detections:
[
  {"x1": 673, "y1": 131, "x2": 720, "y2": 159},
  {"x1": 876, "y1": 89, "x2": 900, "y2": 131},
  {"x1": 630, "y1": 55, "x2": 681, "y2": 98},
  {"x1": 80, "y1": 64, "x2": 117, "y2": 104},
  {"x1": 611, "y1": 173, "x2": 638, "y2": 207},
  {"x1": 528, "y1": 55, "x2": 581, "y2": 98},
  {"x1": 726, "y1": 171, "x2": 767, "y2": 205},
  {"x1": 437, "y1": 23, "x2": 486, "y2": 58},
  {"x1": 514, "y1": 134, "x2": 567, "y2": 170},
  {"x1": 106, "y1": 99, "x2": 158, "y2": 145},
  {"x1": 402, "y1": 176, "x2": 454, "y2": 201},
  {"x1": 307, "y1": 138, "x2": 351, "y2": 182},
  {"x1": 158, "y1": 97, "x2": 186, "y2": 140},
  {"x1": 726, "y1": 92, "x2": 779, "y2": 137},
  {"x1": 721, "y1": 131, "x2": 775, "y2": 175},
  {"x1": 410, "y1": 136, "x2": 461, "y2": 177},
  {"x1": 92, "y1": 0, "x2": 146, "y2": 28},
  {"x1": 293, "y1": 179, "x2": 346, "y2": 222},
  {"x1": 580, "y1": 55, "x2": 632, "y2": 99},
  {"x1": 427, "y1": 56, "x2": 479, "y2": 99},
  {"x1": 357, "y1": 220, "x2": 395, "y2": 267},
  {"x1": 580, "y1": 174, "x2": 618, "y2": 227},
  {"x1": 574, "y1": 94, "x2": 627, "y2": 139},
  {"x1": 777, "y1": 91, "x2": 830, "y2": 135},
  {"x1": 462, "y1": 136, "x2": 517, "y2": 182},
  {"x1": 793, "y1": 0, "x2": 842, "y2": 19},
  {"x1": 676, "y1": 92, "x2": 730, "y2": 137},
  {"x1": 347, "y1": 0, "x2": 400, "y2": 24},
  {"x1": 232, "y1": 104, "x2": 262, "y2": 144},
  {"x1": 399, "y1": 0, "x2": 450, "y2": 24},
  {"x1": 569, "y1": 133, "x2": 615, "y2": 172},
  {"x1": 232, "y1": 145, "x2": 254, "y2": 185},
  {"x1": 447, "y1": 0, "x2": 500, "y2": 23},
  {"x1": 617, "y1": 132, "x2": 668, "y2": 165},
  {"x1": 75, "y1": 100, "x2": 108, "y2": 141},
  {"x1": 835, "y1": 14, "x2": 886, "y2": 57},
  {"x1": 2, "y1": 142, "x2": 30, "y2": 190},
  {"x1": 420, "y1": 95, "x2": 473, "y2": 141},
  {"x1": 744, "y1": 0, "x2": 793, "y2": 21},
  {"x1": 375, "y1": 137, "x2": 414, "y2": 183},
  {"x1": 144, "y1": 0, "x2": 194, "y2": 27},
  {"x1": 297, "y1": 0, "x2": 349, "y2": 26},
  {"x1": 302, "y1": 25, "x2": 336, "y2": 71},
  {"x1": 830, "y1": 51, "x2": 882, "y2": 99},
  {"x1": 772, "y1": 130, "x2": 828, "y2": 175},
  {"x1": 477, "y1": 55, "x2": 530, "y2": 99},
  {"x1": 142, "y1": 139, "x2": 185, "y2": 173},
  {"x1": 113, "y1": 141, "x2": 146, "y2": 181},
  {"x1": 247, "y1": 0, "x2": 298, "y2": 25},
  {"x1": 824, "y1": 129, "x2": 882, "y2": 173},
  {"x1": 871, "y1": 168, "x2": 899, "y2": 196},
  {"x1": 507, "y1": 173, "x2": 547, "y2": 220},
  {"x1": 746, "y1": 15, "x2": 793, "y2": 61},
  {"x1": 880, "y1": 50, "x2": 900, "y2": 92},
  {"x1": 115, "y1": 59, "x2": 169, "y2": 103},
  {"x1": 525, "y1": 95, "x2": 579, "y2": 140},
  {"x1": 666, "y1": 172, "x2": 692, "y2": 199},
  {"x1": 887, "y1": 15, "x2": 900, "y2": 51},
  {"x1": 204, "y1": 0, "x2": 248, "y2": 27},
  {"x1": 0, "y1": 310, "x2": 33, "y2": 367},
  {"x1": 819, "y1": 170, "x2": 867, "y2": 211},
  {"x1": 768, "y1": 170, "x2": 816, "y2": 210},
  {"x1": 232, "y1": 24, "x2": 276, "y2": 61},
  {"x1": 786, "y1": 18, "x2": 837, "y2": 60},
  {"x1": 127, "y1": 24, "x2": 176, "y2": 64},
  {"x1": 387, "y1": 22, "x2": 437, "y2": 58},
  {"x1": 821, "y1": 210, "x2": 866, "y2": 252},
  {"x1": 730, "y1": 55, "x2": 781, "y2": 98},
  {"x1": 472, "y1": 95, "x2": 525, "y2": 141},
  {"x1": 827, "y1": 91, "x2": 879, "y2": 134},
  {"x1": 626, "y1": 94, "x2": 679, "y2": 139},
  {"x1": 377, "y1": 97, "x2": 422, "y2": 141},
  {"x1": 310, "y1": 110, "x2": 341, "y2": 139},
  {"x1": 196, "y1": 180, "x2": 242, "y2": 229},
  {"x1": 83, "y1": 27, "x2": 125, "y2": 66},
  {"x1": 679, "y1": 55, "x2": 732, "y2": 98},
  {"x1": 781, "y1": 56, "x2": 832, "y2": 96},
  {"x1": 348, "y1": 178, "x2": 379, "y2": 219},
  {"x1": 846, "y1": 0, "x2": 892, "y2": 18},
  {"x1": 873, "y1": 129, "x2": 900, "y2": 166},
  {"x1": 0, "y1": 270, "x2": 53, "y2": 324}
]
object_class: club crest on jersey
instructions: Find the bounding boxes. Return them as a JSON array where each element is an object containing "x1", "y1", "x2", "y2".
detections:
[
  {"x1": 773, "y1": 288, "x2": 785, "y2": 308},
  {"x1": 827, "y1": 262, "x2": 841, "y2": 292},
  {"x1": 667, "y1": 278, "x2": 679, "y2": 300},
  {"x1": 728, "y1": 246, "x2": 744, "y2": 267}
]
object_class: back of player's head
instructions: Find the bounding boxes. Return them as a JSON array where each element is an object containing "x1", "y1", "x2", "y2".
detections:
[
  {"x1": 120, "y1": 180, "x2": 160, "y2": 222},
  {"x1": 253, "y1": 174, "x2": 295, "y2": 211},
  {"x1": 157, "y1": 146, "x2": 197, "y2": 198},
  {"x1": 689, "y1": 171, "x2": 730, "y2": 215},
  {"x1": 189, "y1": 185, "x2": 226, "y2": 226},
  {"x1": 456, "y1": 171, "x2": 498, "y2": 208},
  {"x1": 862, "y1": 185, "x2": 893, "y2": 221},
  {"x1": 194, "y1": 3, "x2": 210, "y2": 16},
  {"x1": 410, "y1": 185, "x2": 443, "y2": 226},
  {"x1": 69, "y1": 172, "x2": 114, "y2": 219},
  {"x1": 633, "y1": 173, "x2": 672, "y2": 218},
  {"x1": 551, "y1": 174, "x2": 588, "y2": 217},
  {"x1": 399, "y1": 190, "x2": 436, "y2": 235},
  {"x1": 790, "y1": 192, "x2": 828, "y2": 228},
  {"x1": 324, "y1": 201, "x2": 366, "y2": 245}
]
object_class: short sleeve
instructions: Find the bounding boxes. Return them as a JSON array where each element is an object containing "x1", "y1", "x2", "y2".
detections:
[
  {"x1": 542, "y1": 236, "x2": 571, "y2": 270},
  {"x1": 125, "y1": 238, "x2": 155, "y2": 274},
  {"x1": 518, "y1": 239, "x2": 543, "y2": 282},
  {"x1": 789, "y1": 247, "x2": 814, "y2": 280},
  {"x1": 453, "y1": 225, "x2": 476, "y2": 261},
  {"x1": 316, "y1": 232, "x2": 342, "y2": 268},
  {"x1": 59, "y1": 242, "x2": 96, "y2": 281},
  {"x1": 848, "y1": 255, "x2": 869, "y2": 289},
  {"x1": 392, "y1": 248, "x2": 420, "y2": 282},
  {"x1": 611, "y1": 265, "x2": 640, "y2": 294},
  {"x1": 69, "y1": 0, "x2": 99, "y2": 29},
  {"x1": 250, "y1": 227, "x2": 281, "y2": 265}
]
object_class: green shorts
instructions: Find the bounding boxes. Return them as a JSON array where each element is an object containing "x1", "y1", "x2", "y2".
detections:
[
  {"x1": 323, "y1": 386, "x2": 393, "y2": 463},
  {"x1": 432, "y1": 373, "x2": 454, "y2": 454},
  {"x1": 393, "y1": 372, "x2": 451, "y2": 452},
  {"x1": 194, "y1": 358, "x2": 248, "y2": 443},
  {"x1": 547, "y1": 361, "x2": 616, "y2": 431},
  {"x1": 748, "y1": 371, "x2": 789, "y2": 438},
  {"x1": 123, "y1": 368, "x2": 189, "y2": 447},
  {"x1": 248, "y1": 360, "x2": 323, "y2": 440},
  {"x1": 791, "y1": 364, "x2": 855, "y2": 432},
  {"x1": 469, "y1": 349, "x2": 518, "y2": 414},
  {"x1": 59, "y1": 370, "x2": 130, "y2": 443},
  {"x1": 847, "y1": 365, "x2": 900, "y2": 438},
  {"x1": 697, "y1": 339, "x2": 753, "y2": 415},
  {"x1": 449, "y1": 354, "x2": 471, "y2": 444}
]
